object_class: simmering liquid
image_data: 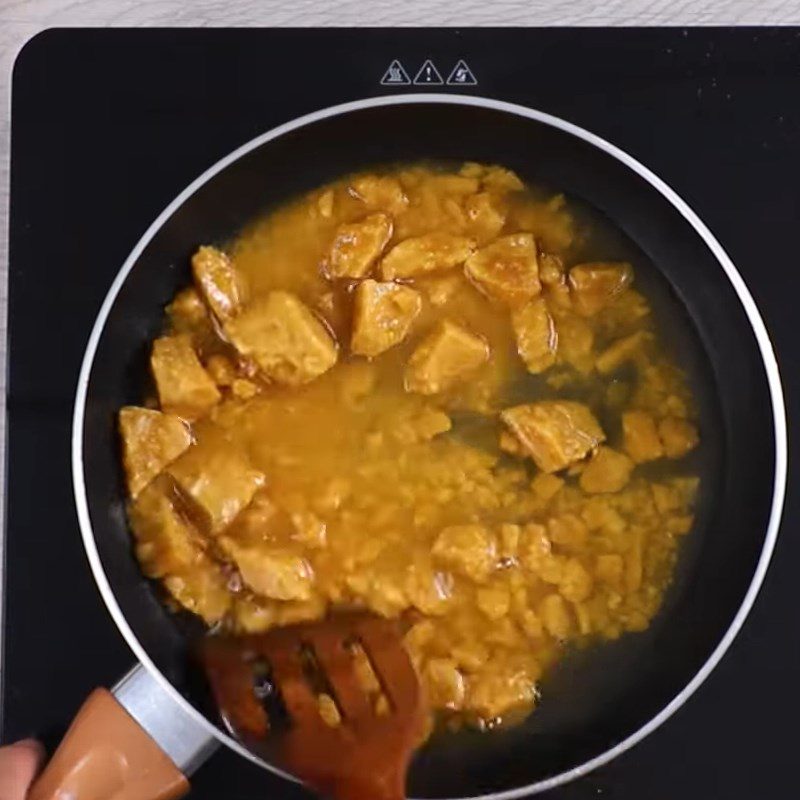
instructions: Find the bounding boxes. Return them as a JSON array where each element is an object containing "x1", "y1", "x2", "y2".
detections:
[{"x1": 119, "y1": 163, "x2": 701, "y2": 729}]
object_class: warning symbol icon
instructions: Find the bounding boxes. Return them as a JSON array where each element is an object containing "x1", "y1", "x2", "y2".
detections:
[
  {"x1": 413, "y1": 59, "x2": 444, "y2": 85},
  {"x1": 380, "y1": 60, "x2": 411, "y2": 86},
  {"x1": 446, "y1": 60, "x2": 478, "y2": 86}
]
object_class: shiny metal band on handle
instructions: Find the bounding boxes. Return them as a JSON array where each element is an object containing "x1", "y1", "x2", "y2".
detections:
[{"x1": 113, "y1": 663, "x2": 219, "y2": 775}]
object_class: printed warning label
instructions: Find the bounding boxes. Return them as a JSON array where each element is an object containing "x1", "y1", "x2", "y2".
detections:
[
  {"x1": 380, "y1": 60, "x2": 411, "y2": 86},
  {"x1": 446, "y1": 60, "x2": 478, "y2": 86},
  {"x1": 413, "y1": 59, "x2": 444, "y2": 85}
]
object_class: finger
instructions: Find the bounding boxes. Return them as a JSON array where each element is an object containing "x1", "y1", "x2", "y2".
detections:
[{"x1": 0, "y1": 739, "x2": 45, "y2": 800}]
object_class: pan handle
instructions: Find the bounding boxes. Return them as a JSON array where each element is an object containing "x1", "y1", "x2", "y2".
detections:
[{"x1": 29, "y1": 664, "x2": 218, "y2": 800}]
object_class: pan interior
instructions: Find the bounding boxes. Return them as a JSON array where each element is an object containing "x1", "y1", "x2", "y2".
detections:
[{"x1": 79, "y1": 102, "x2": 777, "y2": 798}]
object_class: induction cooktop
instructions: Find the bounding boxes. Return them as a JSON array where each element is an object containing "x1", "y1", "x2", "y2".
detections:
[{"x1": 4, "y1": 28, "x2": 799, "y2": 799}]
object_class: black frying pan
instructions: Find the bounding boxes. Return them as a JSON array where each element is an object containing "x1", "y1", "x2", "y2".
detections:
[{"x1": 62, "y1": 96, "x2": 785, "y2": 799}]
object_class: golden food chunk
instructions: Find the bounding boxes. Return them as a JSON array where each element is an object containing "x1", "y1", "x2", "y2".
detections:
[
  {"x1": 205, "y1": 354, "x2": 237, "y2": 387},
  {"x1": 539, "y1": 594, "x2": 572, "y2": 639},
  {"x1": 130, "y1": 480, "x2": 201, "y2": 577},
  {"x1": 118, "y1": 406, "x2": 191, "y2": 497},
  {"x1": 499, "y1": 429, "x2": 525, "y2": 456},
  {"x1": 380, "y1": 232, "x2": 475, "y2": 280},
  {"x1": 192, "y1": 245, "x2": 243, "y2": 321},
  {"x1": 477, "y1": 586, "x2": 511, "y2": 620},
  {"x1": 162, "y1": 570, "x2": 232, "y2": 625},
  {"x1": 130, "y1": 480, "x2": 230, "y2": 623},
  {"x1": 478, "y1": 165, "x2": 525, "y2": 192},
  {"x1": 539, "y1": 253, "x2": 565, "y2": 286},
  {"x1": 317, "y1": 694, "x2": 342, "y2": 727},
  {"x1": 579, "y1": 447, "x2": 635, "y2": 494},
  {"x1": 290, "y1": 510, "x2": 327, "y2": 549},
  {"x1": 467, "y1": 664, "x2": 538, "y2": 720},
  {"x1": 432, "y1": 524, "x2": 497, "y2": 582},
  {"x1": 499, "y1": 524, "x2": 521, "y2": 559},
  {"x1": 218, "y1": 538, "x2": 313, "y2": 601},
  {"x1": 150, "y1": 334, "x2": 221, "y2": 419},
  {"x1": 349, "y1": 174, "x2": 408, "y2": 215},
  {"x1": 350, "y1": 642, "x2": 382, "y2": 694},
  {"x1": 167, "y1": 438, "x2": 265, "y2": 534},
  {"x1": 232, "y1": 596, "x2": 276, "y2": 633},
  {"x1": 668, "y1": 515, "x2": 694, "y2": 535},
  {"x1": 622, "y1": 410, "x2": 664, "y2": 463},
  {"x1": 351, "y1": 280, "x2": 422, "y2": 357},
  {"x1": 464, "y1": 233, "x2": 540, "y2": 306},
  {"x1": 512, "y1": 298, "x2": 558, "y2": 373},
  {"x1": 274, "y1": 595, "x2": 327, "y2": 627},
  {"x1": 651, "y1": 482, "x2": 680, "y2": 514},
  {"x1": 323, "y1": 213, "x2": 393, "y2": 279},
  {"x1": 427, "y1": 174, "x2": 481, "y2": 195},
  {"x1": 548, "y1": 514, "x2": 588, "y2": 550},
  {"x1": 224, "y1": 490, "x2": 294, "y2": 544},
  {"x1": 405, "y1": 320, "x2": 489, "y2": 395},
  {"x1": 464, "y1": 192, "x2": 506, "y2": 241},
  {"x1": 559, "y1": 558, "x2": 593, "y2": 603},
  {"x1": 393, "y1": 406, "x2": 452, "y2": 444},
  {"x1": 568, "y1": 262, "x2": 633, "y2": 316},
  {"x1": 596, "y1": 331, "x2": 652, "y2": 374},
  {"x1": 423, "y1": 659, "x2": 466, "y2": 710},
  {"x1": 500, "y1": 401, "x2": 605, "y2": 473},
  {"x1": 625, "y1": 528, "x2": 644, "y2": 593},
  {"x1": 531, "y1": 473, "x2": 564, "y2": 501},
  {"x1": 417, "y1": 274, "x2": 465, "y2": 307},
  {"x1": 520, "y1": 523, "x2": 562, "y2": 584},
  {"x1": 167, "y1": 287, "x2": 208, "y2": 329},
  {"x1": 659, "y1": 417, "x2": 699, "y2": 459},
  {"x1": 316, "y1": 189, "x2": 335, "y2": 219},
  {"x1": 231, "y1": 379, "x2": 258, "y2": 399},
  {"x1": 338, "y1": 361, "x2": 377, "y2": 406},
  {"x1": 658, "y1": 417, "x2": 700, "y2": 458},
  {"x1": 225, "y1": 291, "x2": 338, "y2": 386},
  {"x1": 555, "y1": 314, "x2": 594, "y2": 372},
  {"x1": 595, "y1": 553, "x2": 624, "y2": 590}
]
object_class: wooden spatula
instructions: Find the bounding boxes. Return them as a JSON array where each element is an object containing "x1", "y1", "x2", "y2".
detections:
[{"x1": 200, "y1": 613, "x2": 427, "y2": 800}]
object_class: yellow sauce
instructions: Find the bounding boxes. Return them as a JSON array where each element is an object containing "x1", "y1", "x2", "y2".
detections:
[{"x1": 120, "y1": 163, "x2": 700, "y2": 729}]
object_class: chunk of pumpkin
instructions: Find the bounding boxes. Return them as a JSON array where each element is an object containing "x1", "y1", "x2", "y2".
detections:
[
  {"x1": 622, "y1": 410, "x2": 664, "y2": 463},
  {"x1": 150, "y1": 334, "x2": 221, "y2": 420},
  {"x1": 500, "y1": 401, "x2": 605, "y2": 473},
  {"x1": 578, "y1": 447, "x2": 634, "y2": 494},
  {"x1": 464, "y1": 233, "x2": 540, "y2": 306},
  {"x1": 191, "y1": 245, "x2": 243, "y2": 321},
  {"x1": 405, "y1": 320, "x2": 489, "y2": 395},
  {"x1": 351, "y1": 280, "x2": 422, "y2": 357},
  {"x1": 225, "y1": 291, "x2": 338, "y2": 386},
  {"x1": 323, "y1": 213, "x2": 393, "y2": 279},
  {"x1": 659, "y1": 417, "x2": 699, "y2": 459},
  {"x1": 512, "y1": 297, "x2": 558, "y2": 373},
  {"x1": 568, "y1": 262, "x2": 632, "y2": 316},
  {"x1": 167, "y1": 437, "x2": 265, "y2": 534},
  {"x1": 380, "y1": 232, "x2": 475, "y2": 280},
  {"x1": 118, "y1": 406, "x2": 191, "y2": 497}
]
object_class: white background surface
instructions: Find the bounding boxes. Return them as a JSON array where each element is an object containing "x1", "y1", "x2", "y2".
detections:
[{"x1": 0, "y1": 0, "x2": 798, "y2": 693}]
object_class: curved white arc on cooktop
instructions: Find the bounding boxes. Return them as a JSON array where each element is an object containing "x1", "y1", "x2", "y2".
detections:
[{"x1": 72, "y1": 93, "x2": 787, "y2": 799}]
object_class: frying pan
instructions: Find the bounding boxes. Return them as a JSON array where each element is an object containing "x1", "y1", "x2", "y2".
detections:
[{"x1": 32, "y1": 95, "x2": 786, "y2": 800}]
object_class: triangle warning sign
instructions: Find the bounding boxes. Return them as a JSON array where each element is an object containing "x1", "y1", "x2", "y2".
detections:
[
  {"x1": 447, "y1": 60, "x2": 477, "y2": 86},
  {"x1": 380, "y1": 60, "x2": 411, "y2": 86},
  {"x1": 413, "y1": 59, "x2": 444, "y2": 85}
]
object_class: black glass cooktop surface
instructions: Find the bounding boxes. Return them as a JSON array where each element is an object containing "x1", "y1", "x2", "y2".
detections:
[{"x1": 4, "y1": 28, "x2": 799, "y2": 799}]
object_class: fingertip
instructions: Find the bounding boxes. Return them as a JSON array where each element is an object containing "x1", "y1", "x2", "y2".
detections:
[
  {"x1": 0, "y1": 739, "x2": 45, "y2": 800},
  {"x1": 11, "y1": 738, "x2": 45, "y2": 764}
]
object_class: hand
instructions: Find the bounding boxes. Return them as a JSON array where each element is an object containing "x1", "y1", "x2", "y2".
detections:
[{"x1": 0, "y1": 739, "x2": 44, "y2": 800}]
